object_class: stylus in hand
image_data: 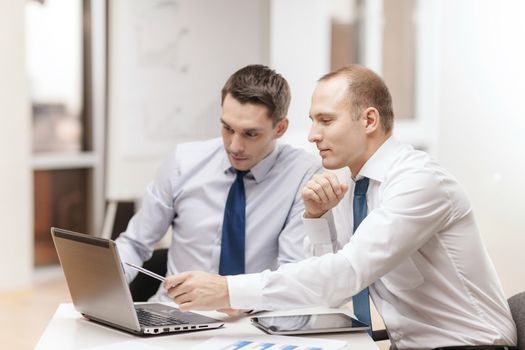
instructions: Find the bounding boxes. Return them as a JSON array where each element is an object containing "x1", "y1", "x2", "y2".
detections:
[{"x1": 125, "y1": 262, "x2": 166, "y2": 282}]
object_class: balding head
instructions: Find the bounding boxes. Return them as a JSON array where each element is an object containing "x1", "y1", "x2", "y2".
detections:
[{"x1": 319, "y1": 65, "x2": 394, "y2": 133}]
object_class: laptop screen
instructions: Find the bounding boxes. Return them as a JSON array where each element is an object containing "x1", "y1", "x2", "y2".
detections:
[{"x1": 51, "y1": 228, "x2": 141, "y2": 332}]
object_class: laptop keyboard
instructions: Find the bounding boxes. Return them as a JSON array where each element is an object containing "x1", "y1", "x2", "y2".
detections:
[{"x1": 136, "y1": 308, "x2": 189, "y2": 327}]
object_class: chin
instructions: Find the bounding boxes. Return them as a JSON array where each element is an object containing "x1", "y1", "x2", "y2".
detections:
[
  {"x1": 322, "y1": 158, "x2": 345, "y2": 170},
  {"x1": 321, "y1": 162, "x2": 338, "y2": 170},
  {"x1": 230, "y1": 160, "x2": 251, "y2": 171}
]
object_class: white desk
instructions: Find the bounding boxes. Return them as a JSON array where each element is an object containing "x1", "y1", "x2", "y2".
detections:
[{"x1": 35, "y1": 304, "x2": 379, "y2": 350}]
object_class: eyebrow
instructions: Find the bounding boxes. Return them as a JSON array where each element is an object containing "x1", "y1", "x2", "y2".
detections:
[{"x1": 311, "y1": 113, "x2": 335, "y2": 119}]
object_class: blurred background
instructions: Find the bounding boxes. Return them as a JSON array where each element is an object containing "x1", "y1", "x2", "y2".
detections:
[{"x1": 1, "y1": 0, "x2": 524, "y2": 327}]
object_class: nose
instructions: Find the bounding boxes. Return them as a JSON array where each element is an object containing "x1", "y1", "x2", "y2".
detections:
[
  {"x1": 229, "y1": 133, "x2": 245, "y2": 154},
  {"x1": 308, "y1": 123, "x2": 322, "y2": 144}
]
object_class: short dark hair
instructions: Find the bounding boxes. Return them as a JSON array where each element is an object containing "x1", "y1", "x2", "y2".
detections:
[
  {"x1": 319, "y1": 64, "x2": 394, "y2": 133},
  {"x1": 221, "y1": 64, "x2": 291, "y2": 125}
]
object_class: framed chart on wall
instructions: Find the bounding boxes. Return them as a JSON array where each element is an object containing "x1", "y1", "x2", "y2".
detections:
[{"x1": 106, "y1": 0, "x2": 269, "y2": 202}]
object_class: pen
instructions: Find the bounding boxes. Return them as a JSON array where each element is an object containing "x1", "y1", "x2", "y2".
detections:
[{"x1": 124, "y1": 262, "x2": 166, "y2": 282}]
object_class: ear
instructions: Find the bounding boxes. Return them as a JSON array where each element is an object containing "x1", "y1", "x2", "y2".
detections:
[
  {"x1": 274, "y1": 118, "x2": 289, "y2": 138},
  {"x1": 363, "y1": 107, "x2": 381, "y2": 134}
]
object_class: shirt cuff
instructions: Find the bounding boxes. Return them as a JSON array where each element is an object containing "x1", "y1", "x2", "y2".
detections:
[
  {"x1": 303, "y1": 211, "x2": 334, "y2": 244},
  {"x1": 227, "y1": 273, "x2": 264, "y2": 310}
]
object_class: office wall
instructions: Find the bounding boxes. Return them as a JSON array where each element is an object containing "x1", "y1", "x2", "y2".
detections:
[
  {"x1": 106, "y1": 0, "x2": 269, "y2": 201},
  {"x1": 436, "y1": 0, "x2": 525, "y2": 296},
  {"x1": 270, "y1": 0, "x2": 330, "y2": 153},
  {"x1": 0, "y1": 1, "x2": 33, "y2": 290}
]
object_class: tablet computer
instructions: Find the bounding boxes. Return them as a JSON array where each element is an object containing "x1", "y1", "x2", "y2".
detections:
[{"x1": 250, "y1": 313, "x2": 370, "y2": 335}]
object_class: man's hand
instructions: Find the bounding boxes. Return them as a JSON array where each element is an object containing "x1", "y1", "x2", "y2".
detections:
[
  {"x1": 217, "y1": 308, "x2": 249, "y2": 317},
  {"x1": 302, "y1": 172, "x2": 348, "y2": 218},
  {"x1": 163, "y1": 271, "x2": 230, "y2": 312}
]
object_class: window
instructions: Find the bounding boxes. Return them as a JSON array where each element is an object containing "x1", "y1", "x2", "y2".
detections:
[
  {"x1": 329, "y1": 0, "x2": 418, "y2": 120},
  {"x1": 26, "y1": 0, "x2": 105, "y2": 266}
]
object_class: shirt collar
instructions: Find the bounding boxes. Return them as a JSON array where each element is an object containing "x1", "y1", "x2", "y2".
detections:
[
  {"x1": 355, "y1": 136, "x2": 401, "y2": 183},
  {"x1": 222, "y1": 143, "x2": 282, "y2": 183}
]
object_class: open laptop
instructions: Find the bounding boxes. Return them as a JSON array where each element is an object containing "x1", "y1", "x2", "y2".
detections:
[{"x1": 50, "y1": 227, "x2": 224, "y2": 335}]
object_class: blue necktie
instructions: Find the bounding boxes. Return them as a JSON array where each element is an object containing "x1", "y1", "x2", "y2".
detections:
[
  {"x1": 219, "y1": 170, "x2": 248, "y2": 275},
  {"x1": 351, "y1": 177, "x2": 372, "y2": 332}
]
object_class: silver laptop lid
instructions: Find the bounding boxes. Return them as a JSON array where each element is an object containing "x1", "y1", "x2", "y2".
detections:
[{"x1": 51, "y1": 227, "x2": 141, "y2": 332}]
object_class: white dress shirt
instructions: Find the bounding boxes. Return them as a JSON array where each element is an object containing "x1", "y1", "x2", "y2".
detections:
[
  {"x1": 228, "y1": 137, "x2": 517, "y2": 349},
  {"x1": 116, "y1": 138, "x2": 322, "y2": 301}
]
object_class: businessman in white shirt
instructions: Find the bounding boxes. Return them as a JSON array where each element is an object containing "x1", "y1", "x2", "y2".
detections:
[
  {"x1": 164, "y1": 65, "x2": 517, "y2": 349},
  {"x1": 116, "y1": 64, "x2": 321, "y2": 303}
]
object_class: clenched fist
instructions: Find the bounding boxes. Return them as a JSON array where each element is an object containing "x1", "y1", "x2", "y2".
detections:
[{"x1": 301, "y1": 172, "x2": 348, "y2": 218}]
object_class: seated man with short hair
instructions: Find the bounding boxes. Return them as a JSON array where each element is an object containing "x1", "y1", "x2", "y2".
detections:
[{"x1": 116, "y1": 64, "x2": 322, "y2": 302}]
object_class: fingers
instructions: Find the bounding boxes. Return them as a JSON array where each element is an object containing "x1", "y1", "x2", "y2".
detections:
[
  {"x1": 303, "y1": 172, "x2": 348, "y2": 218},
  {"x1": 178, "y1": 300, "x2": 200, "y2": 312},
  {"x1": 162, "y1": 272, "x2": 230, "y2": 313},
  {"x1": 217, "y1": 308, "x2": 245, "y2": 317},
  {"x1": 164, "y1": 272, "x2": 187, "y2": 290},
  {"x1": 302, "y1": 186, "x2": 322, "y2": 202},
  {"x1": 176, "y1": 298, "x2": 193, "y2": 312},
  {"x1": 324, "y1": 172, "x2": 349, "y2": 198},
  {"x1": 173, "y1": 291, "x2": 192, "y2": 305},
  {"x1": 305, "y1": 172, "x2": 347, "y2": 204},
  {"x1": 166, "y1": 282, "x2": 194, "y2": 300},
  {"x1": 319, "y1": 173, "x2": 343, "y2": 198},
  {"x1": 164, "y1": 272, "x2": 191, "y2": 300},
  {"x1": 307, "y1": 177, "x2": 329, "y2": 203},
  {"x1": 164, "y1": 273, "x2": 196, "y2": 311}
]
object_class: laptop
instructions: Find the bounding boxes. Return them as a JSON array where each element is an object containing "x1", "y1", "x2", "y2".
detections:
[{"x1": 50, "y1": 227, "x2": 224, "y2": 335}]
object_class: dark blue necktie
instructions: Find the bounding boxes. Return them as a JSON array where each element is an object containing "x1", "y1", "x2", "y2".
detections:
[
  {"x1": 351, "y1": 177, "x2": 372, "y2": 332},
  {"x1": 219, "y1": 170, "x2": 248, "y2": 276}
]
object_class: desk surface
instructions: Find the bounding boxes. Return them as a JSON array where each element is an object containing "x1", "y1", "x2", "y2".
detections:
[{"x1": 35, "y1": 303, "x2": 379, "y2": 350}]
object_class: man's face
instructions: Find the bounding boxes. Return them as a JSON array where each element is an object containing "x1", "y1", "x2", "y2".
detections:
[
  {"x1": 221, "y1": 94, "x2": 286, "y2": 171},
  {"x1": 308, "y1": 77, "x2": 368, "y2": 171}
]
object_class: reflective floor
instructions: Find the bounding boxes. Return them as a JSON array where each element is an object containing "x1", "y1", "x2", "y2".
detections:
[{"x1": 0, "y1": 266, "x2": 70, "y2": 349}]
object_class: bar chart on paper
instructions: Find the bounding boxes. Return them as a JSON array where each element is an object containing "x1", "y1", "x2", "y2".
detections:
[{"x1": 189, "y1": 335, "x2": 346, "y2": 350}]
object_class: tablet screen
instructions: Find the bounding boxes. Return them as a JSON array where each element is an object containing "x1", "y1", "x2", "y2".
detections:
[{"x1": 251, "y1": 313, "x2": 369, "y2": 335}]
